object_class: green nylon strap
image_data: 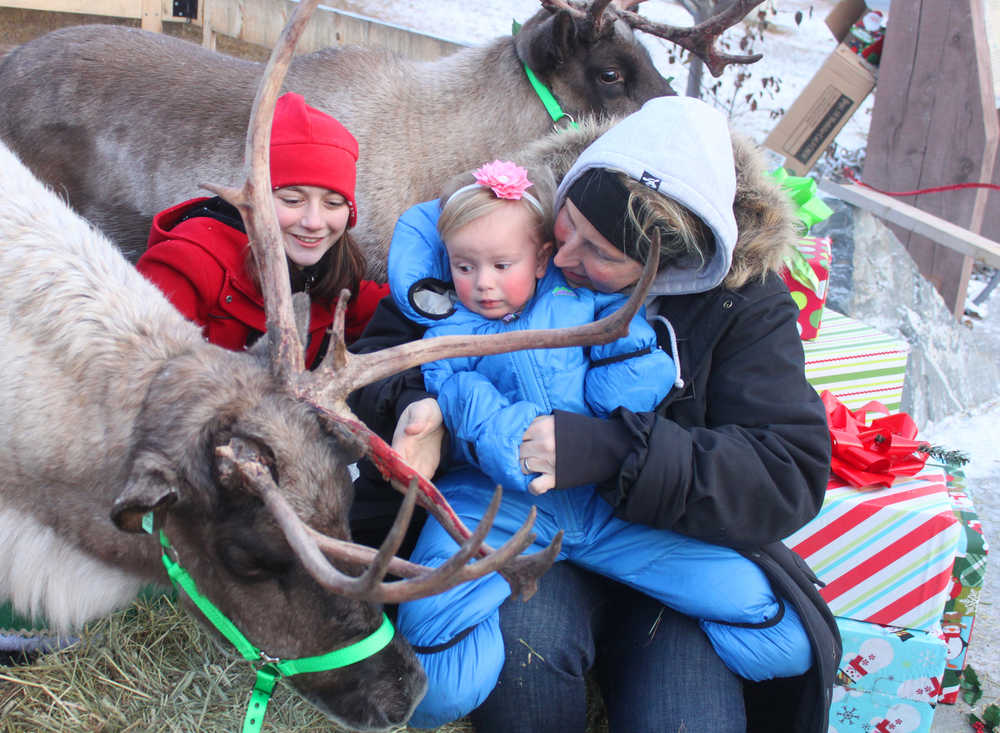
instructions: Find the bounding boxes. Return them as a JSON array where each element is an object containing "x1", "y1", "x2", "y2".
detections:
[
  {"x1": 153, "y1": 526, "x2": 395, "y2": 733},
  {"x1": 245, "y1": 667, "x2": 279, "y2": 733},
  {"x1": 512, "y1": 18, "x2": 578, "y2": 131},
  {"x1": 523, "y1": 63, "x2": 579, "y2": 130}
]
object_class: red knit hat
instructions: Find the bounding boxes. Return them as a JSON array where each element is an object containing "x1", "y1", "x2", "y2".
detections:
[{"x1": 270, "y1": 92, "x2": 359, "y2": 227}]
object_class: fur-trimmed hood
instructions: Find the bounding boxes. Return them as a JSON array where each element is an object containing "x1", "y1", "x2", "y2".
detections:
[{"x1": 515, "y1": 97, "x2": 797, "y2": 293}]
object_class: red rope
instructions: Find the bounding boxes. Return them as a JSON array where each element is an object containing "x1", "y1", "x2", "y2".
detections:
[{"x1": 843, "y1": 167, "x2": 1000, "y2": 196}]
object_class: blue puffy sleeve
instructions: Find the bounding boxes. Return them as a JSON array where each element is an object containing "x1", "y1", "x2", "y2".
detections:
[
  {"x1": 586, "y1": 293, "x2": 676, "y2": 418},
  {"x1": 430, "y1": 368, "x2": 543, "y2": 493}
]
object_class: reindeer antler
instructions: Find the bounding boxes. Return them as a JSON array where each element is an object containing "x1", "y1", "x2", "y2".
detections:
[
  {"x1": 201, "y1": 0, "x2": 318, "y2": 379},
  {"x1": 541, "y1": 0, "x2": 764, "y2": 77},
  {"x1": 618, "y1": 0, "x2": 765, "y2": 77},
  {"x1": 217, "y1": 439, "x2": 552, "y2": 603}
]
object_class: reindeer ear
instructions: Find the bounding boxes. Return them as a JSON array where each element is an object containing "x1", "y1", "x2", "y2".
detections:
[
  {"x1": 111, "y1": 461, "x2": 179, "y2": 533},
  {"x1": 515, "y1": 10, "x2": 578, "y2": 72}
]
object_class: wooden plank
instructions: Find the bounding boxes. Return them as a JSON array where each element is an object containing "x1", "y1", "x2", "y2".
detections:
[
  {"x1": 862, "y1": 0, "x2": 999, "y2": 318},
  {"x1": 201, "y1": 0, "x2": 463, "y2": 58},
  {"x1": 0, "y1": 0, "x2": 142, "y2": 18},
  {"x1": 818, "y1": 179, "x2": 1000, "y2": 270},
  {"x1": 140, "y1": 0, "x2": 160, "y2": 31}
]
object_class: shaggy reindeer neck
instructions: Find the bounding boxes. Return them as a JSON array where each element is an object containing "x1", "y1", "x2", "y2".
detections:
[
  {"x1": 512, "y1": 20, "x2": 579, "y2": 131},
  {"x1": 148, "y1": 518, "x2": 395, "y2": 733}
]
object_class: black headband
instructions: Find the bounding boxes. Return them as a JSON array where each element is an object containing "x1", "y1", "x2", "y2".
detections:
[{"x1": 565, "y1": 168, "x2": 643, "y2": 258}]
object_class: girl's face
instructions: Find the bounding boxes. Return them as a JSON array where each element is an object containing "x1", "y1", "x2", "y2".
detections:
[
  {"x1": 445, "y1": 204, "x2": 550, "y2": 320},
  {"x1": 552, "y1": 199, "x2": 643, "y2": 294},
  {"x1": 273, "y1": 185, "x2": 351, "y2": 267}
]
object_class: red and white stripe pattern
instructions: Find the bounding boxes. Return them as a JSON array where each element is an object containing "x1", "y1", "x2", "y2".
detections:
[{"x1": 786, "y1": 467, "x2": 961, "y2": 631}]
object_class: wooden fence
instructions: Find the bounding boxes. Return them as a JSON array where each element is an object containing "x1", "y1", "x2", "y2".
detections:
[{"x1": 0, "y1": 0, "x2": 464, "y2": 59}]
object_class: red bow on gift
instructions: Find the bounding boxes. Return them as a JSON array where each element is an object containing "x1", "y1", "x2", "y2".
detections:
[{"x1": 821, "y1": 390, "x2": 930, "y2": 489}]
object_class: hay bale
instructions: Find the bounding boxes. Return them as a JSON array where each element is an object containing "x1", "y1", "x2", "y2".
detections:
[
  {"x1": 0, "y1": 596, "x2": 367, "y2": 731},
  {"x1": 0, "y1": 595, "x2": 608, "y2": 732}
]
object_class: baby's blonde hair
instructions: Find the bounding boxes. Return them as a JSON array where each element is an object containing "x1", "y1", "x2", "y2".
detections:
[{"x1": 437, "y1": 165, "x2": 555, "y2": 248}]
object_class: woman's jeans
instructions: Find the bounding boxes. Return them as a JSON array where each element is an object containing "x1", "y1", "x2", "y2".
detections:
[{"x1": 469, "y1": 561, "x2": 747, "y2": 733}]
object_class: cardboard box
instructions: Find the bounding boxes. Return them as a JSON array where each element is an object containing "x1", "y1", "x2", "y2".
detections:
[
  {"x1": 836, "y1": 617, "x2": 947, "y2": 704},
  {"x1": 763, "y1": 0, "x2": 878, "y2": 175},
  {"x1": 781, "y1": 236, "x2": 832, "y2": 340},
  {"x1": 802, "y1": 309, "x2": 911, "y2": 413},
  {"x1": 785, "y1": 466, "x2": 961, "y2": 631}
]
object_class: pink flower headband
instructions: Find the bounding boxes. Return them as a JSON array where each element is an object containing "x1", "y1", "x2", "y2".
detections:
[{"x1": 446, "y1": 160, "x2": 544, "y2": 215}]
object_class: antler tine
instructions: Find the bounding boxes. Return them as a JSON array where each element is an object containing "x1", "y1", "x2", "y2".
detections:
[
  {"x1": 203, "y1": 0, "x2": 323, "y2": 380},
  {"x1": 620, "y1": 0, "x2": 765, "y2": 77},
  {"x1": 316, "y1": 288, "x2": 352, "y2": 376},
  {"x1": 611, "y1": 0, "x2": 645, "y2": 11},
  {"x1": 587, "y1": 0, "x2": 615, "y2": 32},
  {"x1": 220, "y1": 438, "x2": 549, "y2": 603},
  {"x1": 540, "y1": 0, "x2": 586, "y2": 18}
]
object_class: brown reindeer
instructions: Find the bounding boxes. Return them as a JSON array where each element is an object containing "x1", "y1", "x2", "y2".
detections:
[
  {"x1": 0, "y1": 0, "x2": 762, "y2": 278},
  {"x1": 0, "y1": 0, "x2": 661, "y2": 728}
]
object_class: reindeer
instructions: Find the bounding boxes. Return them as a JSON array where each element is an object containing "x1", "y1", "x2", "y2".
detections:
[
  {"x1": 0, "y1": 1, "x2": 660, "y2": 728},
  {"x1": 0, "y1": 0, "x2": 762, "y2": 278}
]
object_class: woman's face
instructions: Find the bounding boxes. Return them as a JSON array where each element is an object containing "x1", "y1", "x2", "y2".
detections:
[
  {"x1": 273, "y1": 185, "x2": 351, "y2": 267},
  {"x1": 552, "y1": 199, "x2": 643, "y2": 294}
]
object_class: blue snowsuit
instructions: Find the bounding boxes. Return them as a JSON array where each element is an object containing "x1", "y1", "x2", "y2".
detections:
[{"x1": 389, "y1": 200, "x2": 812, "y2": 727}]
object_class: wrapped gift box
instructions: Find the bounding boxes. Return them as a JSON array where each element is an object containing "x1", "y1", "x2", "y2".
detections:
[
  {"x1": 835, "y1": 617, "x2": 946, "y2": 704},
  {"x1": 781, "y1": 235, "x2": 832, "y2": 340},
  {"x1": 785, "y1": 466, "x2": 961, "y2": 631},
  {"x1": 933, "y1": 464, "x2": 990, "y2": 704},
  {"x1": 803, "y1": 309, "x2": 911, "y2": 413},
  {"x1": 830, "y1": 684, "x2": 935, "y2": 733}
]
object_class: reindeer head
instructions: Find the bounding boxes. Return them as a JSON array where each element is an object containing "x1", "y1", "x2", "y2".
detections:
[
  {"x1": 515, "y1": 0, "x2": 765, "y2": 121},
  {"x1": 99, "y1": 1, "x2": 659, "y2": 729}
]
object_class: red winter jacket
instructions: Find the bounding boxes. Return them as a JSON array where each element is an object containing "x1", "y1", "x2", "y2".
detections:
[{"x1": 137, "y1": 197, "x2": 389, "y2": 367}]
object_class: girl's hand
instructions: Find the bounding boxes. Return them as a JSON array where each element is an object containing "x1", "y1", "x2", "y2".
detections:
[
  {"x1": 520, "y1": 415, "x2": 555, "y2": 496},
  {"x1": 392, "y1": 398, "x2": 446, "y2": 480}
]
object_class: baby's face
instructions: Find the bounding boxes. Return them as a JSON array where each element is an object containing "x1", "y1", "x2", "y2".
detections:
[{"x1": 445, "y1": 204, "x2": 549, "y2": 320}]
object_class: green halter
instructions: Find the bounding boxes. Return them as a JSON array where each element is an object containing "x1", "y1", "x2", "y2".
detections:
[
  {"x1": 513, "y1": 19, "x2": 579, "y2": 131},
  {"x1": 144, "y1": 513, "x2": 395, "y2": 733}
]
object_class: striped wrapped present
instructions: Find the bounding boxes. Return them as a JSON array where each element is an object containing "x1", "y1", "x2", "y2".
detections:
[
  {"x1": 803, "y1": 309, "x2": 910, "y2": 413},
  {"x1": 785, "y1": 466, "x2": 961, "y2": 631}
]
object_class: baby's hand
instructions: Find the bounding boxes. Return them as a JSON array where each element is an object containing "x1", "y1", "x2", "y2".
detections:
[{"x1": 392, "y1": 398, "x2": 446, "y2": 480}]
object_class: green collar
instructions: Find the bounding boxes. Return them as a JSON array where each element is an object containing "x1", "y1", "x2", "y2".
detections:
[
  {"x1": 147, "y1": 516, "x2": 395, "y2": 733},
  {"x1": 513, "y1": 19, "x2": 579, "y2": 131}
]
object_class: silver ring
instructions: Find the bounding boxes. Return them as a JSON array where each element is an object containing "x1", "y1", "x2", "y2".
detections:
[{"x1": 521, "y1": 457, "x2": 531, "y2": 474}]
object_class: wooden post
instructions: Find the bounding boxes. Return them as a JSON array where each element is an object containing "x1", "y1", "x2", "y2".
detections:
[
  {"x1": 200, "y1": 0, "x2": 216, "y2": 50},
  {"x1": 140, "y1": 0, "x2": 161, "y2": 31},
  {"x1": 862, "y1": 0, "x2": 998, "y2": 318}
]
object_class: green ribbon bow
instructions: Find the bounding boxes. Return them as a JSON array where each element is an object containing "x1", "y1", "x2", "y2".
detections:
[{"x1": 769, "y1": 167, "x2": 834, "y2": 235}]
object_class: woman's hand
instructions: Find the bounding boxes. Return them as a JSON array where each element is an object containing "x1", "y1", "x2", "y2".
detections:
[
  {"x1": 520, "y1": 415, "x2": 556, "y2": 496},
  {"x1": 391, "y1": 397, "x2": 446, "y2": 480}
]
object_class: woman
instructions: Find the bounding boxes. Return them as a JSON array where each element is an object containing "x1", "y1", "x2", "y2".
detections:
[
  {"x1": 137, "y1": 92, "x2": 389, "y2": 365},
  {"x1": 348, "y1": 96, "x2": 839, "y2": 732}
]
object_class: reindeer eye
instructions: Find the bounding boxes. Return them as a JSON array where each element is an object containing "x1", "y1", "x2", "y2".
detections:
[
  {"x1": 598, "y1": 68, "x2": 623, "y2": 84},
  {"x1": 219, "y1": 539, "x2": 291, "y2": 581}
]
